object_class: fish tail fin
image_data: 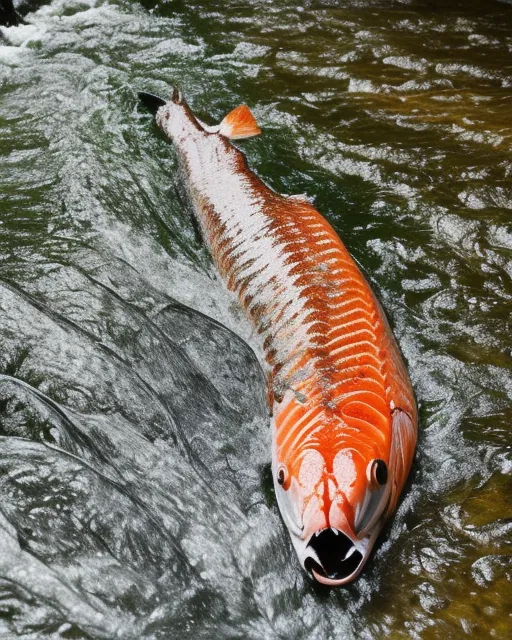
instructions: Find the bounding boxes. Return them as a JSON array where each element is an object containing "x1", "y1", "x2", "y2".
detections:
[
  {"x1": 138, "y1": 86, "x2": 183, "y2": 113},
  {"x1": 219, "y1": 105, "x2": 261, "y2": 139},
  {"x1": 138, "y1": 92, "x2": 166, "y2": 114}
]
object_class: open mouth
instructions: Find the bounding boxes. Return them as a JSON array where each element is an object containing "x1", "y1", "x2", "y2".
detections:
[{"x1": 305, "y1": 528, "x2": 364, "y2": 584}]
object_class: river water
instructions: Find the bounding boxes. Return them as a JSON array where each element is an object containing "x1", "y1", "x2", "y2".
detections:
[{"x1": 0, "y1": 1, "x2": 511, "y2": 638}]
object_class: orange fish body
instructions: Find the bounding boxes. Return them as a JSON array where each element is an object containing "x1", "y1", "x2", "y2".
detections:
[{"x1": 148, "y1": 89, "x2": 417, "y2": 585}]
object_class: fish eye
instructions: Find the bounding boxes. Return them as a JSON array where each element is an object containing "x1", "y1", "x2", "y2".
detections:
[
  {"x1": 277, "y1": 464, "x2": 288, "y2": 487},
  {"x1": 367, "y1": 459, "x2": 388, "y2": 489}
]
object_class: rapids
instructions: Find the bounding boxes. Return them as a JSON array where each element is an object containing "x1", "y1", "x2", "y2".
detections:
[{"x1": 0, "y1": 1, "x2": 511, "y2": 637}]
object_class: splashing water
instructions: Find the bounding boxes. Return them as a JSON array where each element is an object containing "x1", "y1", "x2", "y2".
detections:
[{"x1": 0, "y1": 0, "x2": 511, "y2": 637}]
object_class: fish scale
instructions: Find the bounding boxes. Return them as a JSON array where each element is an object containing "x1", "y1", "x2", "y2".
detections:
[{"x1": 146, "y1": 90, "x2": 417, "y2": 585}]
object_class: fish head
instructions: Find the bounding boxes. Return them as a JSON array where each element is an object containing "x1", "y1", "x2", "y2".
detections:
[{"x1": 273, "y1": 440, "x2": 393, "y2": 586}]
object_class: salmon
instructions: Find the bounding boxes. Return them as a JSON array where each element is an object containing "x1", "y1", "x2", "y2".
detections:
[{"x1": 139, "y1": 89, "x2": 418, "y2": 586}]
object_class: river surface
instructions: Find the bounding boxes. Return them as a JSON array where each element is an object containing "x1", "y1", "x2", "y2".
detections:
[{"x1": 0, "y1": 1, "x2": 511, "y2": 638}]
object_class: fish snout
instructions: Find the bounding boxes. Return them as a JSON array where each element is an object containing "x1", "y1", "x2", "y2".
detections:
[{"x1": 304, "y1": 527, "x2": 367, "y2": 585}]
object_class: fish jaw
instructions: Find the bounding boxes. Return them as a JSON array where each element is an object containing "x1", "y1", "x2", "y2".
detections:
[{"x1": 291, "y1": 524, "x2": 381, "y2": 586}]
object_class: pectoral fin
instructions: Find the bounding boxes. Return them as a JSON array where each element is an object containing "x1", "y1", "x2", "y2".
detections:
[{"x1": 386, "y1": 407, "x2": 417, "y2": 515}]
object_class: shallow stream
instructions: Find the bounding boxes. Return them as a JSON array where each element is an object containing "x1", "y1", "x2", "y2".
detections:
[{"x1": 0, "y1": 1, "x2": 511, "y2": 638}]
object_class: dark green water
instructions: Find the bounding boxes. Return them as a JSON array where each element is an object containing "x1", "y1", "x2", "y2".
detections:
[{"x1": 0, "y1": 0, "x2": 511, "y2": 638}]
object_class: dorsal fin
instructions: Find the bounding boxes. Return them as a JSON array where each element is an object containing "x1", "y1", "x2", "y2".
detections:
[{"x1": 219, "y1": 105, "x2": 261, "y2": 140}]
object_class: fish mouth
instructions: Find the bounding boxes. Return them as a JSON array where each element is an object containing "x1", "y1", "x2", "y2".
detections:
[{"x1": 304, "y1": 528, "x2": 366, "y2": 586}]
